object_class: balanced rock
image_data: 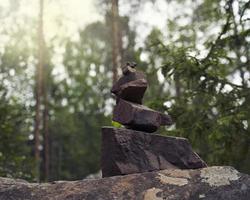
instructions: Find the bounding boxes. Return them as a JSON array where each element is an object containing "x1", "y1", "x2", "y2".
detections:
[
  {"x1": 111, "y1": 62, "x2": 173, "y2": 132},
  {"x1": 111, "y1": 64, "x2": 147, "y2": 104},
  {"x1": 114, "y1": 79, "x2": 147, "y2": 104},
  {"x1": 121, "y1": 61, "x2": 137, "y2": 75},
  {"x1": 113, "y1": 98, "x2": 172, "y2": 133},
  {"x1": 101, "y1": 127, "x2": 207, "y2": 177}
]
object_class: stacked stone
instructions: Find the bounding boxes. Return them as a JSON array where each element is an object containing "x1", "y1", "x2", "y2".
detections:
[{"x1": 101, "y1": 62, "x2": 207, "y2": 178}]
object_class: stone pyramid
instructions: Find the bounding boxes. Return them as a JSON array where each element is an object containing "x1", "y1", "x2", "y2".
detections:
[{"x1": 101, "y1": 62, "x2": 207, "y2": 177}]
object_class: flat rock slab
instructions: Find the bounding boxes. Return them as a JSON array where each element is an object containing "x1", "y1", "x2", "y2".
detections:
[
  {"x1": 113, "y1": 99, "x2": 172, "y2": 133},
  {"x1": 0, "y1": 167, "x2": 249, "y2": 200},
  {"x1": 101, "y1": 127, "x2": 207, "y2": 177}
]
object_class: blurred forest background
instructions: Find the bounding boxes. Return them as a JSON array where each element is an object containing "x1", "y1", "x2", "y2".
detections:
[{"x1": 0, "y1": 0, "x2": 249, "y2": 182}]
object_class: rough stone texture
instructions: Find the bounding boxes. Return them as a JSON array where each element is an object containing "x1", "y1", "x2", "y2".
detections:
[
  {"x1": 111, "y1": 70, "x2": 146, "y2": 96},
  {"x1": 121, "y1": 62, "x2": 137, "y2": 75},
  {"x1": 113, "y1": 99, "x2": 172, "y2": 133},
  {"x1": 0, "y1": 167, "x2": 249, "y2": 200},
  {"x1": 115, "y1": 79, "x2": 148, "y2": 104},
  {"x1": 101, "y1": 127, "x2": 207, "y2": 177}
]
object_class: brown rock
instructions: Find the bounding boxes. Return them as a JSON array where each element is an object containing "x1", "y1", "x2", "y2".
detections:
[
  {"x1": 0, "y1": 166, "x2": 249, "y2": 200},
  {"x1": 101, "y1": 127, "x2": 207, "y2": 178},
  {"x1": 113, "y1": 99, "x2": 172, "y2": 133},
  {"x1": 122, "y1": 63, "x2": 136, "y2": 75},
  {"x1": 116, "y1": 79, "x2": 147, "y2": 104},
  {"x1": 111, "y1": 70, "x2": 146, "y2": 96}
]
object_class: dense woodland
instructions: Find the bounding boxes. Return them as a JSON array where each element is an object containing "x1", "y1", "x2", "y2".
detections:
[{"x1": 0, "y1": 0, "x2": 250, "y2": 182}]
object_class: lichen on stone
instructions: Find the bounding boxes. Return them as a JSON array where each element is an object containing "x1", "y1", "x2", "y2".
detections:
[
  {"x1": 144, "y1": 187, "x2": 163, "y2": 200},
  {"x1": 200, "y1": 166, "x2": 240, "y2": 187},
  {"x1": 157, "y1": 172, "x2": 188, "y2": 186}
]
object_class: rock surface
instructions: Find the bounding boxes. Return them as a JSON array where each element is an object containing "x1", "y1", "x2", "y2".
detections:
[
  {"x1": 111, "y1": 62, "x2": 173, "y2": 132},
  {"x1": 101, "y1": 127, "x2": 206, "y2": 177},
  {"x1": 113, "y1": 99, "x2": 172, "y2": 133},
  {"x1": 0, "y1": 166, "x2": 249, "y2": 200},
  {"x1": 115, "y1": 79, "x2": 148, "y2": 104},
  {"x1": 111, "y1": 70, "x2": 146, "y2": 96}
]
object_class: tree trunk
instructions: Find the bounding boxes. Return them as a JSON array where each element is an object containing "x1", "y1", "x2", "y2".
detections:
[
  {"x1": 43, "y1": 77, "x2": 49, "y2": 181},
  {"x1": 174, "y1": 74, "x2": 181, "y2": 98},
  {"x1": 34, "y1": 0, "x2": 45, "y2": 181},
  {"x1": 38, "y1": 0, "x2": 50, "y2": 181},
  {"x1": 111, "y1": 0, "x2": 121, "y2": 84}
]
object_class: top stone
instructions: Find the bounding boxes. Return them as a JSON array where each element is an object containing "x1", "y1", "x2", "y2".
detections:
[
  {"x1": 111, "y1": 62, "x2": 173, "y2": 132},
  {"x1": 111, "y1": 62, "x2": 147, "y2": 104}
]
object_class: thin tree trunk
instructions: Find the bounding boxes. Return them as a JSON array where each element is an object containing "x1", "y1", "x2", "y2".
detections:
[
  {"x1": 35, "y1": 0, "x2": 44, "y2": 181},
  {"x1": 175, "y1": 74, "x2": 181, "y2": 98},
  {"x1": 34, "y1": 0, "x2": 45, "y2": 181},
  {"x1": 38, "y1": 0, "x2": 50, "y2": 181},
  {"x1": 111, "y1": 0, "x2": 120, "y2": 84},
  {"x1": 118, "y1": 23, "x2": 124, "y2": 67},
  {"x1": 43, "y1": 76, "x2": 49, "y2": 181},
  {"x1": 40, "y1": 0, "x2": 50, "y2": 181},
  {"x1": 34, "y1": 67, "x2": 42, "y2": 182}
]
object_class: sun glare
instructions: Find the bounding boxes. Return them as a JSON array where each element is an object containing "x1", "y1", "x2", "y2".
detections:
[
  {"x1": 44, "y1": 0, "x2": 102, "y2": 39},
  {"x1": 0, "y1": 0, "x2": 102, "y2": 40}
]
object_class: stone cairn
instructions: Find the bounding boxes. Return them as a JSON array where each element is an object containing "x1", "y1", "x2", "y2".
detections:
[{"x1": 101, "y1": 62, "x2": 207, "y2": 178}]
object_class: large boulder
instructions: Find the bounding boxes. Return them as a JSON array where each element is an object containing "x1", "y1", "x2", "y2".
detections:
[
  {"x1": 101, "y1": 127, "x2": 206, "y2": 177},
  {"x1": 0, "y1": 166, "x2": 249, "y2": 200}
]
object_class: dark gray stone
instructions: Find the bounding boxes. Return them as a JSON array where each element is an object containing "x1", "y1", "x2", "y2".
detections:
[
  {"x1": 112, "y1": 63, "x2": 147, "y2": 104},
  {"x1": 115, "y1": 79, "x2": 147, "y2": 104},
  {"x1": 111, "y1": 70, "x2": 146, "y2": 96},
  {"x1": 122, "y1": 62, "x2": 137, "y2": 75},
  {"x1": 113, "y1": 99, "x2": 172, "y2": 133},
  {"x1": 0, "y1": 166, "x2": 249, "y2": 200},
  {"x1": 101, "y1": 127, "x2": 207, "y2": 178}
]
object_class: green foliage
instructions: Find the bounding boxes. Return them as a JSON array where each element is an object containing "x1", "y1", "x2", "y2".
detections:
[
  {"x1": 144, "y1": 0, "x2": 250, "y2": 173},
  {"x1": 47, "y1": 17, "x2": 138, "y2": 180},
  {"x1": 0, "y1": 16, "x2": 36, "y2": 180},
  {"x1": 0, "y1": 0, "x2": 249, "y2": 182},
  {"x1": 112, "y1": 121, "x2": 122, "y2": 128},
  {"x1": 0, "y1": 93, "x2": 35, "y2": 180}
]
